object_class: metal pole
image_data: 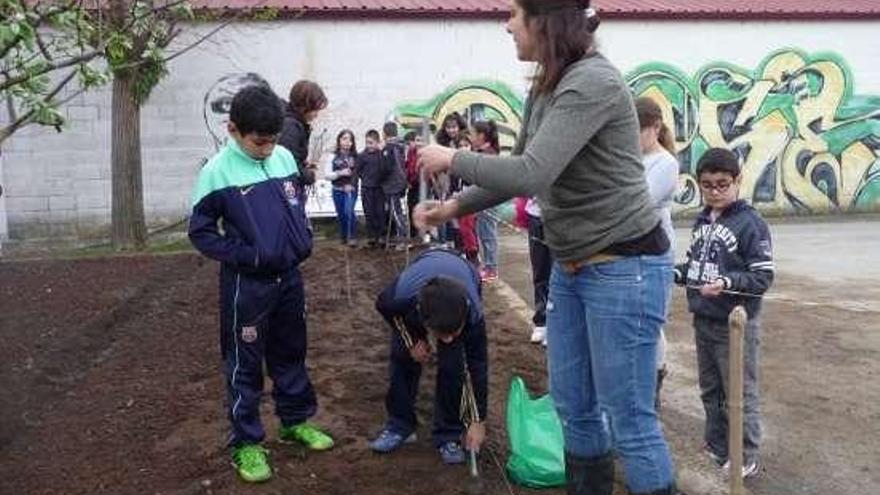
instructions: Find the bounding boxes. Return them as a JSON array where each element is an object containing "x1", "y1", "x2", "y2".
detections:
[
  {"x1": 728, "y1": 305, "x2": 747, "y2": 495},
  {"x1": 416, "y1": 118, "x2": 432, "y2": 245}
]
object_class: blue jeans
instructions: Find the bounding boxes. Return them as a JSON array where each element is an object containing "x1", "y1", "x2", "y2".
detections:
[
  {"x1": 332, "y1": 188, "x2": 358, "y2": 242},
  {"x1": 546, "y1": 254, "x2": 675, "y2": 493},
  {"x1": 476, "y1": 211, "x2": 498, "y2": 269}
]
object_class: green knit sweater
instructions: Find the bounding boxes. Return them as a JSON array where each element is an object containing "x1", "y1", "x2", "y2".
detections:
[{"x1": 452, "y1": 53, "x2": 659, "y2": 262}]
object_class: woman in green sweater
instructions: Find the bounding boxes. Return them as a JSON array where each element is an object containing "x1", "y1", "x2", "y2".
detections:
[{"x1": 414, "y1": 1, "x2": 678, "y2": 494}]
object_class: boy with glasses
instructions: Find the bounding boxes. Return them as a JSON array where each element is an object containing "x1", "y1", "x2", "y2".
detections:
[{"x1": 674, "y1": 148, "x2": 775, "y2": 479}]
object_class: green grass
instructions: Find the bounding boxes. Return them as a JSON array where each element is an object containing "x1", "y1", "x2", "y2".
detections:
[{"x1": 58, "y1": 235, "x2": 194, "y2": 259}]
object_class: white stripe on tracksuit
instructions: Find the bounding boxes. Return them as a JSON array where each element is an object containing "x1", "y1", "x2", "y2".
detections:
[{"x1": 230, "y1": 274, "x2": 243, "y2": 420}]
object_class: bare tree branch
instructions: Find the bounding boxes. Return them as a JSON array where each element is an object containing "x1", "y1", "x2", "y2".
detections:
[
  {"x1": 33, "y1": 31, "x2": 56, "y2": 62},
  {"x1": 1, "y1": 0, "x2": 85, "y2": 62},
  {"x1": 121, "y1": 0, "x2": 190, "y2": 32},
  {"x1": 0, "y1": 35, "x2": 26, "y2": 62},
  {"x1": 54, "y1": 85, "x2": 88, "y2": 108},
  {"x1": 161, "y1": 18, "x2": 234, "y2": 64},
  {"x1": 5, "y1": 95, "x2": 17, "y2": 123},
  {"x1": 160, "y1": 0, "x2": 280, "y2": 62},
  {"x1": 0, "y1": 50, "x2": 101, "y2": 93},
  {"x1": 0, "y1": 69, "x2": 77, "y2": 145}
]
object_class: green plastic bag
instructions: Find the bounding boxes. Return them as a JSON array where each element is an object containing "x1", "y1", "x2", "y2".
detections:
[{"x1": 505, "y1": 376, "x2": 566, "y2": 488}]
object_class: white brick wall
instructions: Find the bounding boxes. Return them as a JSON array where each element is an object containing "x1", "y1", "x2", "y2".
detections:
[
  {"x1": 1, "y1": 18, "x2": 879, "y2": 243},
  {"x1": 0, "y1": 152, "x2": 8, "y2": 244}
]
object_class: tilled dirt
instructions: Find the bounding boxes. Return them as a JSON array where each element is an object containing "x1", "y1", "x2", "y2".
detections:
[
  {"x1": 0, "y1": 246, "x2": 555, "y2": 495},
  {"x1": 5, "y1": 239, "x2": 876, "y2": 495}
]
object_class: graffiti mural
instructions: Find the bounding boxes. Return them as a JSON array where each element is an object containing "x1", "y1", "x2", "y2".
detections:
[
  {"x1": 393, "y1": 80, "x2": 524, "y2": 152},
  {"x1": 628, "y1": 48, "x2": 880, "y2": 214},
  {"x1": 392, "y1": 80, "x2": 525, "y2": 222},
  {"x1": 202, "y1": 73, "x2": 273, "y2": 150}
]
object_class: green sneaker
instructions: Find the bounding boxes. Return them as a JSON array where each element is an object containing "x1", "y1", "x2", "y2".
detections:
[
  {"x1": 232, "y1": 444, "x2": 272, "y2": 483},
  {"x1": 279, "y1": 422, "x2": 335, "y2": 451}
]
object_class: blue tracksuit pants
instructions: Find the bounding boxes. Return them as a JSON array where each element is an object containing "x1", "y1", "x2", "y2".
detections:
[{"x1": 219, "y1": 265, "x2": 316, "y2": 446}]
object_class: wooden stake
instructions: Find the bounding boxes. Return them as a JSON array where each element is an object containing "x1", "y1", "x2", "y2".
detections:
[{"x1": 728, "y1": 305, "x2": 747, "y2": 495}]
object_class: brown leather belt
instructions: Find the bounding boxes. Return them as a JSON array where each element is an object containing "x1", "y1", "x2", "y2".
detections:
[{"x1": 560, "y1": 253, "x2": 622, "y2": 274}]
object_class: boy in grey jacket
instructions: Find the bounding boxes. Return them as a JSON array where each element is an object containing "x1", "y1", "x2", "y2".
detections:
[{"x1": 674, "y1": 148, "x2": 774, "y2": 479}]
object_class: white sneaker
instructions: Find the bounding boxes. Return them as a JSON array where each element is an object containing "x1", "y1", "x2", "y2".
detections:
[
  {"x1": 722, "y1": 460, "x2": 760, "y2": 479},
  {"x1": 530, "y1": 326, "x2": 546, "y2": 344}
]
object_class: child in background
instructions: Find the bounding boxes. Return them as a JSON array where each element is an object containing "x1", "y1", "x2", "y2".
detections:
[
  {"x1": 455, "y1": 134, "x2": 479, "y2": 264},
  {"x1": 471, "y1": 120, "x2": 501, "y2": 282},
  {"x1": 435, "y1": 112, "x2": 466, "y2": 148},
  {"x1": 525, "y1": 197, "x2": 550, "y2": 345},
  {"x1": 327, "y1": 129, "x2": 359, "y2": 247},
  {"x1": 358, "y1": 129, "x2": 385, "y2": 248},
  {"x1": 675, "y1": 148, "x2": 774, "y2": 479},
  {"x1": 404, "y1": 131, "x2": 422, "y2": 241},
  {"x1": 636, "y1": 96, "x2": 680, "y2": 409},
  {"x1": 380, "y1": 122, "x2": 409, "y2": 249},
  {"x1": 434, "y1": 113, "x2": 468, "y2": 247},
  {"x1": 278, "y1": 80, "x2": 327, "y2": 202}
]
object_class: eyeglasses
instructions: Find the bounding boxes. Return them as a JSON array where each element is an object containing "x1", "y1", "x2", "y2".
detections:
[{"x1": 699, "y1": 181, "x2": 734, "y2": 193}]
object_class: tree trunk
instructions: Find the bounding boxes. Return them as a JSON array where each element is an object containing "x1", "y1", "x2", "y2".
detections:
[{"x1": 110, "y1": 72, "x2": 146, "y2": 250}]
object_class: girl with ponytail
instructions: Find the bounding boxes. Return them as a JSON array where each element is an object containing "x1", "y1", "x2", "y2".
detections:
[
  {"x1": 471, "y1": 120, "x2": 501, "y2": 281},
  {"x1": 636, "y1": 96, "x2": 680, "y2": 415}
]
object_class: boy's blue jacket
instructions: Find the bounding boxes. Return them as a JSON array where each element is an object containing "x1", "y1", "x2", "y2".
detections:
[
  {"x1": 188, "y1": 140, "x2": 312, "y2": 274},
  {"x1": 675, "y1": 199, "x2": 774, "y2": 319},
  {"x1": 375, "y1": 249, "x2": 488, "y2": 420}
]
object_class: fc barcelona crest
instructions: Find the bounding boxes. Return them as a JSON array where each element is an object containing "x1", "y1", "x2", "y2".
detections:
[
  {"x1": 241, "y1": 326, "x2": 258, "y2": 343},
  {"x1": 283, "y1": 181, "x2": 297, "y2": 199}
]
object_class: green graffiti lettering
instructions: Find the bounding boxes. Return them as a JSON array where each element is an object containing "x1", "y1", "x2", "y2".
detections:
[{"x1": 627, "y1": 48, "x2": 880, "y2": 214}]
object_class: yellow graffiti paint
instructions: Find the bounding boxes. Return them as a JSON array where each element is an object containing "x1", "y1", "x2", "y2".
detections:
[{"x1": 628, "y1": 49, "x2": 880, "y2": 213}]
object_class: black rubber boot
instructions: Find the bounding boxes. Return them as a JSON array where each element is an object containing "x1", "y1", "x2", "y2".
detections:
[
  {"x1": 565, "y1": 451, "x2": 614, "y2": 495},
  {"x1": 655, "y1": 366, "x2": 668, "y2": 411}
]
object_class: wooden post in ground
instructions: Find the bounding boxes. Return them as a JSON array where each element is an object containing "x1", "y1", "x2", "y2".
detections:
[{"x1": 728, "y1": 305, "x2": 747, "y2": 495}]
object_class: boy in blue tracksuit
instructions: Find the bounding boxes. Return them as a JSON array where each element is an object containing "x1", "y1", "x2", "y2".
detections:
[
  {"x1": 369, "y1": 249, "x2": 488, "y2": 465},
  {"x1": 675, "y1": 148, "x2": 774, "y2": 480},
  {"x1": 188, "y1": 85, "x2": 333, "y2": 483}
]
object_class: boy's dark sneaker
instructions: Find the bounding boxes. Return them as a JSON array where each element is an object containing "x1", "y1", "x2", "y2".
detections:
[
  {"x1": 232, "y1": 444, "x2": 272, "y2": 483},
  {"x1": 438, "y1": 441, "x2": 466, "y2": 465},
  {"x1": 369, "y1": 428, "x2": 417, "y2": 453},
  {"x1": 655, "y1": 366, "x2": 668, "y2": 410}
]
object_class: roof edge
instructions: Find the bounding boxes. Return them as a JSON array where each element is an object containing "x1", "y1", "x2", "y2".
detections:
[{"x1": 192, "y1": 6, "x2": 880, "y2": 22}]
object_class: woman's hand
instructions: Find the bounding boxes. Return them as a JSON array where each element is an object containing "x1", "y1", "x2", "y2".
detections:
[
  {"x1": 413, "y1": 200, "x2": 459, "y2": 229},
  {"x1": 417, "y1": 144, "x2": 457, "y2": 178}
]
